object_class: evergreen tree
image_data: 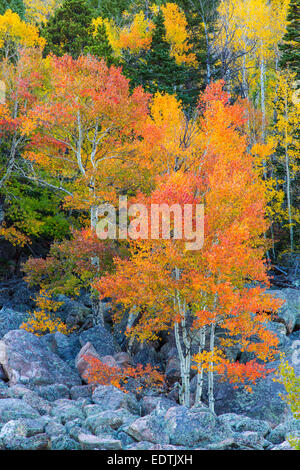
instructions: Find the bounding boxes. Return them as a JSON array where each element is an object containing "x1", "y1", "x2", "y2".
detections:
[
  {"x1": 84, "y1": 19, "x2": 118, "y2": 66},
  {"x1": 280, "y1": 0, "x2": 300, "y2": 79},
  {"x1": 87, "y1": 0, "x2": 130, "y2": 20},
  {"x1": 41, "y1": 0, "x2": 93, "y2": 58},
  {"x1": 0, "y1": 0, "x2": 25, "y2": 18},
  {"x1": 123, "y1": 10, "x2": 199, "y2": 109}
]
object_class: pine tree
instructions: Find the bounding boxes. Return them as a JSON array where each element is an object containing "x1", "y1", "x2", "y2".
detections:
[
  {"x1": 280, "y1": 0, "x2": 300, "y2": 78},
  {"x1": 123, "y1": 10, "x2": 198, "y2": 109},
  {"x1": 41, "y1": 0, "x2": 93, "y2": 58},
  {"x1": 84, "y1": 18, "x2": 117, "y2": 65},
  {"x1": 87, "y1": 0, "x2": 130, "y2": 20},
  {"x1": 0, "y1": 0, "x2": 25, "y2": 18}
]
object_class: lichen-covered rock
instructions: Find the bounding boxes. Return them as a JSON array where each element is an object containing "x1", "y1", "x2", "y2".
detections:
[
  {"x1": 79, "y1": 325, "x2": 120, "y2": 357},
  {"x1": 0, "y1": 330, "x2": 81, "y2": 388},
  {"x1": 70, "y1": 385, "x2": 92, "y2": 401},
  {"x1": 51, "y1": 399, "x2": 85, "y2": 424},
  {"x1": 0, "y1": 398, "x2": 39, "y2": 423},
  {"x1": 50, "y1": 434, "x2": 81, "y2": 450},
  {"x1": 217, "y1": 413, "x2": 271, "y2": 436},
  {"x1": 163, "y1": 406, "x2": 221, "y2": 447},
  {"x1": 141, "y1": 396, "x2": 177, "y2": 416},
  {"x1": 125, "y1": 414, "x2": 169, "y2": 444},
  {"x1": 267, "y1": 288, "x2": 300, "y2": 333},
  {"x1": 267, "y1": 418, "x2": 300, "y2": 445},
  {"x1": 35, "y1": 384, "x2": 70, "y2": 402},
  {"x1": 92, "y1": 385, "x2": 139, "y2": 414},
  {"x1": 84, "y1": 409, "x2": 137, "y2": 433},
  {"x1": 78, "y1": 433, "x2": 122, "y2": 450}
]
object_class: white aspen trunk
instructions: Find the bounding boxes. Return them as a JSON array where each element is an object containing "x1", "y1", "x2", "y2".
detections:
[
  {"x1": 260, "y1": 46, "x2": 266, "y2": 146},
  {"x1": 284, "y1": 88, "x2": 294, "y2": 253},
  {"x1": 208, "y1": 322, "x2": 215, "y2": 413},
  {"x1": 173, "y1": 266, "x2": 191, "y2": 407},
  {"x1": 195, "y1": 327, "x2": 206, "y2": 405}
]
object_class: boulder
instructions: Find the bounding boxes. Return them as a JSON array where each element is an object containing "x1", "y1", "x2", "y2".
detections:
[
  {"x1": 0, "y1": 398, "x2": 39, "y2": 423},
  {"x1": 78, "y1": 433, "x2": 122, "y2": 450},
  {"x1": 51, "y1": 399, "x2": 85, "y2": 424},
  {"x1": 84, "y1": 409, "x2": 136, "y2": 433},
  {"x1": 35, "y1": 384, "x2": 70, "y2": 402},
  {"x1": 50, "y1": 434, "x2": 81, "y2": 450},
  {"x1": 0, "y1": 329, "x2": 81, "y2": 388},
  {"x1": 267, "y1": 418, "x2": 300, "y2": 445},
  {"x1": 141, "y1": 396, "x2": 176, "y2": 416},
  {"x1": 92, "y1": 385, "x2": 139, "y2": 414},
  {"x1": 41, "y1": 332, "x2": 81, "y2": 368},
  {"x1": 0, "y1": 307, "x2": 29, "y2": 339},
  {"x1": 75, "y1": 341, "x2": 101, "y2": 381},
  {"x1": 124, "y1": 414, "x2": 169, "y2": 444},
  {"x1": 163, "y1": 406, "x2": 225, "y2": 447},
  {"x1": 217, "y1": 413, "x2": 271, "y2": 436},
  {"x1": 267, "y1": 288, "x2": 300, "y2": 333},
  {"x1": 55, "y1": 295, "x2": 92, "y2": 327},
  {"x1": 114, "y1": 352, "x2": 133, "y2": 369},
  {"x1": 79, "y1": 325, "x2": 120, "y2": 357},
  {"x1": 70, "y1": 385, "x2": 92, "y2": 401}
]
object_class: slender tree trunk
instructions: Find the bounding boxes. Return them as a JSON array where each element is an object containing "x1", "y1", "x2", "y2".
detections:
[
  {"x1": 208, "y1": 322, "x2": 215, "y2": 413},
  {"x1": 284, "y1": 89, "x2": 293, "y2": 252},
  {"x1": 260, "y1": 47, "x2": 266, "y2": 146},
  {"x1": 174, "y1": 266, "x2": 191, "y2": 407},
  {"x1": 90, "y1": 205, "x2": 104, "y2": 326},
  {"x1": 195, "y1": 326, "x2": 206, "y2": 405}
]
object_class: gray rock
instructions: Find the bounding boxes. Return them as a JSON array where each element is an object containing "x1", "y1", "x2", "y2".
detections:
[
  {"x1": 0, "y1": 419, "x2": 49, "y2": 450},
  {"x1": 45, "y1": 420, "x2": 66, "y2": 437},
  {"x1": 0, "y1": 329, "x2": 81, "y2": 388},
  {"x1": 51, "y1": 399, "x2": 85, "y2": 424},
  {"x1": 0, "y1": 381, "x2": 10, "y2": 398},
  {"x1": 233, "y1": 431, "x2": 265, "y2": 450},
  {"x1": 78, "y1": 433, "x2": 122, "y2": 450},
  {"x1": 127, "y1": 441, "x2": 154, "y2": 450},
  {"x1": 84, "y1": 409, "x2": 136, "y2": 433},
  {"x1": 79, "y1": 325, "x2": 120, "y2": 357},
  {"x1": 217, "y1": 413, "x2": 271, "y2": 436},
  {"x1": 0, "y1": 430, "x2": 50, "y2": 450},
  {"x1": 35, "y1": 384, "x2": 70, "y2": 402},
  {"x1": 125, "y1": 414, "x2": 169, "y2": 444},
  {"x1": 267, "y1": 288, "x2": 300, "y2": 333},
  {"x1": 0, "y1": 398, "x2": 39, "y2": 423},
  {"x1": 17, "y1": 418, "x2": 47, "y2": 437},
  {"x1": 271, "y1": 440, "x2": 295, "y2": 450},
  {"x1": 92, "y1": 385, "x2": 139, "y2": 414},
  {"x1": 141, "y1": 396, "x2": 176, "y2": 416},
  {"x1": 268, "y1": 418, "x2": 300, "y2": 444},
  {"x1": 70, "y1": 385, "x2": 92, "y2": 401},
  {"x1": 0, "y1": 307, "x2": 29, "y2": 338},
  {"x1": 41, "y1": 332, "x2": 81, "y2": 368},
  {"x1": 0, "y1": 419, "x2": 27, "y2": 442},
  {"x1": 55, "y1": 295, "x2": 92, "y2": 327},
  {"x1": 163, "y1": 406, "x2": 222, "y2": 446},
  {"x1": 22, "y1": 390, "x2": 52, "y2": 416},
  {"x1": 213, "y1": 360, "x2": 299, "y2": 425},
  {"x1": 51, "y1": 434, "x2": 81, "y2": 450}
]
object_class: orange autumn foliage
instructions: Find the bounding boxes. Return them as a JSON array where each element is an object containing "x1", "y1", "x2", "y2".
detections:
[
  {"x1": 95, "y1": 81, "x2": 283, "y2": 407},
  {"x1": 82, "y1": 355, "x2": 165, "y2": 395}
]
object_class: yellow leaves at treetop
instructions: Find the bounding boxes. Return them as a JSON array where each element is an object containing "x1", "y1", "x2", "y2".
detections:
[
  {"x1": 0, "y1": 9, "x2": 45, "y2": 58},
  {"x1": 24, "y1": 0, "x2": 61, "y2": 25},
  {"x1": 161, "y1": 3, "x2": 197, "y2": 67},
  {"x1": 118, "y1": 11, "x2": 155, "y2": 54},
  {"x1": 217, "y1": 0, "x2": 290, "y2": 61},
  {"x1": 92, "y1": 12, "x2": 154, "y2": 57},
  {"x1": 92, "y1": 4, "x2": 196, "y2": 66}
]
